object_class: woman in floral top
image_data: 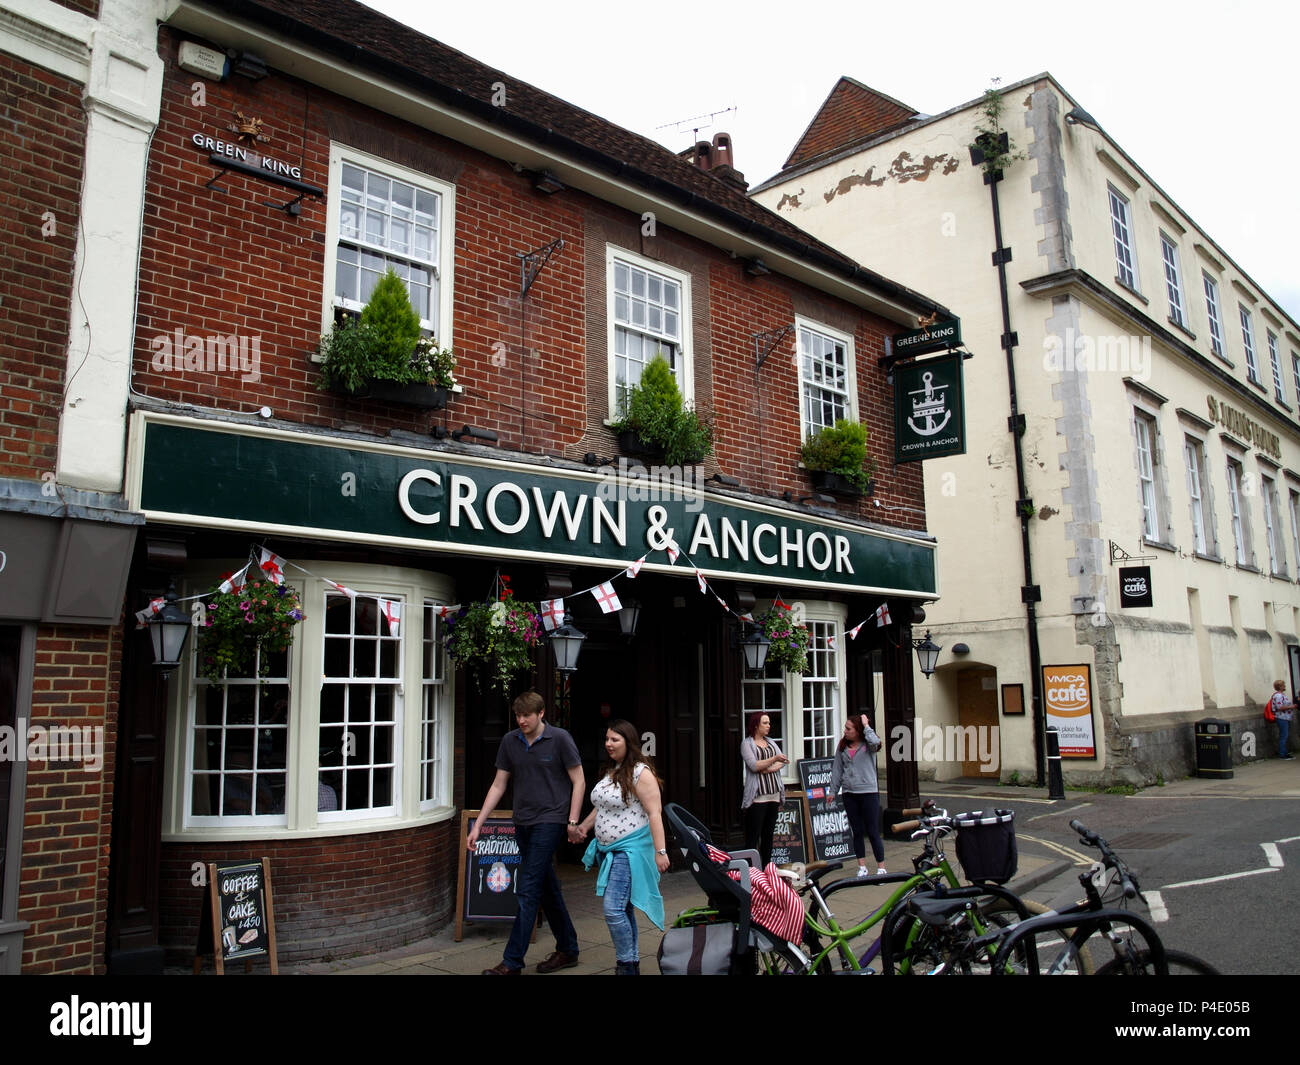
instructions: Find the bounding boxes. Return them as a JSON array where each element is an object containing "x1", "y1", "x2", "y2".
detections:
[{"x1": 575, "y1": 720, "x2": 669, "y2": 975}]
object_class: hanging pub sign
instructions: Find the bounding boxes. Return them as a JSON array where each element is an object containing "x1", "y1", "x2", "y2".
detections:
[
  {"x1": 894, "y1": 351, "x2": 966, "y2": 463},
  {"x1": 1042, "y1": 664, "x2": 1097, "y2": 760},
  {"x1": 1119, "y1": 566, "x2": 1153, "y2": 608},
  {"x1": 892, "y1": 317, "x2": 962, "y2": 357}
]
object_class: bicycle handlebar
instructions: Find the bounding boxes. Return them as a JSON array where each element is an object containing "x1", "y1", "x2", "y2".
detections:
[
  {"x1": 892, "y1": 819, "x2": 920, "y2": 833},
  {"x1": 1070, "y1": 819, "x2": 1138, "y2": 898}
]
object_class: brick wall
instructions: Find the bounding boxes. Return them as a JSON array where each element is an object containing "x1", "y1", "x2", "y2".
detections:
[
  {"x1": 159, "y1": 820, "x2": 459, "y2": 964},
  {"x1": 785, "y1": 80, "x2": 916, "y2": 170},
  {"x1": 0, "y1": 55, "x2": 85, "y2": 482},
  {"x1": 135, "y1": 29, "x2": 924, "y2": 524},
  {"x1": 18, "y1": 624, "x2": 119, "y2": 974}
]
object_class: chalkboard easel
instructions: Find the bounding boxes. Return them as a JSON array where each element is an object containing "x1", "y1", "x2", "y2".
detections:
[
  {"x1": 194, "y1": 857, "x2": 279, "y2": 975},
  {"x1": 455, "y1": 809, "x2": 540, "y2": 945}
]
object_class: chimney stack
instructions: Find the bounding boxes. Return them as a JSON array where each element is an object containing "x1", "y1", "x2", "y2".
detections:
[{"x1": 681, "y1": 132, "x2": 747, "y2": 192}]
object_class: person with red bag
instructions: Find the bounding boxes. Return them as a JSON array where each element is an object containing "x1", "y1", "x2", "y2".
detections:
[{"x1": 1268, "y1": 680, "x2": 1295, "y2": 760}]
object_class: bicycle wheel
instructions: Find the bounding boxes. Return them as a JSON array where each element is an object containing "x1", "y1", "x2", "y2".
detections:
[
  {"x1": 978, "y1": 898, "x2": 1095, "y2": 975},
  {"x1": 1093, "y1": 948, "x2": 1219, "y2": 975},
  {"x1": 753, "y1": 931, "x2": 816, "y2": 975}
]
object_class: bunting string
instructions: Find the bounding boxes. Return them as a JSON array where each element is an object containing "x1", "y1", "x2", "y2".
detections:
[{"x1": 133, "y1": 538, "x2": 894, "y2": 649}]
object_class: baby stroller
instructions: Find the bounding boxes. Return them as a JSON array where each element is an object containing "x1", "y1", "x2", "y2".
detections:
[{"x1": 658, "y1": 802, "x2": 810, "y2": 975}]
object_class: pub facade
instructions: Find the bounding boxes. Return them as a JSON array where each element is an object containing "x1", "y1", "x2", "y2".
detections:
[{"x1": 15, "y1": 0, "x2": 951, "y2": 970}]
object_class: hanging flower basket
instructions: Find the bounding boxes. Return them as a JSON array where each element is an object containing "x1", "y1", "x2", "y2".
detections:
[
  {"x1": 443, "y1": 592, "x2": 544, "y2": 696},
  {"x1": 757, "y1": 604, "x2": 811, "y2": 674},
  {"x1": 196, "y1": 579, "x2": 305, "y2": 682}
]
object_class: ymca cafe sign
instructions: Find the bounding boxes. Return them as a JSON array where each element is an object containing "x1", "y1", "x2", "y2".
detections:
[
  {"x1": 130, "y1": 416, "x2": 937, "y2": 598},
  {"x1": 893, "y1": 351, "x2": 966, "y2": 464}
]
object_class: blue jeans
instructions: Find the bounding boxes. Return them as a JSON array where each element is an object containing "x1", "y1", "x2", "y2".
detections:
[
  {"x1": 1280, "y1": 716, "x2": 1292, "y2": 758},
  {"x1": 503, "y1": 821, "x2": 579, "y2": 970},
  {"x1": 602, "y1": 850, "x2": 638, "y2": 962}
]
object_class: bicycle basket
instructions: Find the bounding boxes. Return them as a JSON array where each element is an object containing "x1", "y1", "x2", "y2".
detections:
[{"x1": 953, "y1": 809, "x2": 1018, "y2": 885}]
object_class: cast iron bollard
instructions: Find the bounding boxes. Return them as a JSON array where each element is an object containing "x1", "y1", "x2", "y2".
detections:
[{"x1": 1046, "y1": 726, "x2": 1066, "y2": 800}]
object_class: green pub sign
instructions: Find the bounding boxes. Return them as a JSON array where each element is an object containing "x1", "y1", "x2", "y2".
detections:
[{"x1": 894, "y1": 352, "x2": 966, "y2": 463}]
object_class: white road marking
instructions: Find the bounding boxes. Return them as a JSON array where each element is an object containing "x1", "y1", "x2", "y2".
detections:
[
  {"x1": 1019, "y1": 832, "x2": 1093, "y2": 865},
  {"x1": 1262, "y1": 842, "x2": 1284, "y2": 867},
  {"x1": 1027, "y1": 803, "x2": 1090, "y2": 823},
  {"x1": 1145, "y1": 890, "x2": 1169, "y2": 923},
  {"x1": 1275, "y1": 835, "x2": 1300, "y2": 844},
  {"x1": 1161, "y1": 866, "x2": 1280, "y2": 889},
  {"x1": 931, "y1": 793, "x2": 1057, "y2": 805}
]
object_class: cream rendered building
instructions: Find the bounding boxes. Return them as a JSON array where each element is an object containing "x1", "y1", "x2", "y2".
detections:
[{"x1": 753, "y1": 74, "x2": 1300, "y2": 784}]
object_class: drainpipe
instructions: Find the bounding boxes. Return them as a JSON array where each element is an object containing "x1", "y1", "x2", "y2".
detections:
[{"x1": 977, "y1": 144, "x2": 1047, "y2": 786}]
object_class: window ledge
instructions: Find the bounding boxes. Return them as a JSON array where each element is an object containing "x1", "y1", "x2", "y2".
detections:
[
  {"x1": 1209, "y1": 348, "x2": 1234, "y2": 369},
  {"x1": 1142, "y1": 538, "x2": 1177, "y2": 553},
  {"x1": 1235, "y1": 562, "x2": 1261, "y2": 575},
  {"x1": 1247, "y1": 377, "x2": 1267, "y2": 394},
  {"x1": 1270, "y1": 571, "x2": 1291, "y2": 582},
  {"x1": 1167, "y1": 316, "x2": 1196, "y2": 342},
  {"x1": 1193, "y1": 551, "x2": 1223, "y2": 564},
  {"x1": 165, "y1": 804, "x2": 457, "y2": 843},
  {"x1": 1115, "y1": 277, "x2": 1148, "y2": 305}
]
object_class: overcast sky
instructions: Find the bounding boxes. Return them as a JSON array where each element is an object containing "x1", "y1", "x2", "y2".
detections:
[{"x1": 362, "y1": 0, "x2": 1300, "y2": 323}]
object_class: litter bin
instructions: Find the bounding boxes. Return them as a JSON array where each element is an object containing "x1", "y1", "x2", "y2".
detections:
[{"x1": 1195, "y1": 718, "x2": 1233, "y2": 779}]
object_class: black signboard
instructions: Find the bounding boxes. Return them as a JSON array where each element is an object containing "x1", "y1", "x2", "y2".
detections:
[
  {"x1": 797, "y1": 758, "x2": 853, "y2": 863},
  {"x1": 206, "y1": 858, "x2": 277, "y2": 974},
  {"x1": 892, "y1": 317, "x2": 962, "y2": 357},
  {"x1": 457, "y1": 812, "x2": 522, "y2": 935},
  {"x1": 1119, "y1": 565, "x2": 1153, "y2": 608},
  {"x1": 770, "y1": 794, "x2": 808, "y2": 868},
  {"x1": 894, "y1": 351, "x2": 966, "y2": 463}
]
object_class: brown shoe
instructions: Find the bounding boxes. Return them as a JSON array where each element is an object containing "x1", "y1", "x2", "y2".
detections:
[
  {"x1": 536, "y1": 950, "x2": 579, "y2": 973},
  {"x1": 481, "y1": 961, "x2": 521, "y2": 976}
]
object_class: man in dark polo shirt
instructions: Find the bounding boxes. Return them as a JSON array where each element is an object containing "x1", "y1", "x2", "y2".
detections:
[{"x1": 468, "y1": 690, "x2": 584, "y2": 975}]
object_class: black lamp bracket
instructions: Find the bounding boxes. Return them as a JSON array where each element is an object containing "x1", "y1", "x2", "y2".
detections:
[
  {"x1": 518, "y1": 238, "x2": 565, "y2": 298},
  {"x1": 203, "y1": 153, "x2": 324, "y2": 216},
  {"x1": 753, "y1": 324, "x2": 794, "y2": 374},
  {"x1": 1108, "y1": 540, "x2": 1156, "y2": 566}
]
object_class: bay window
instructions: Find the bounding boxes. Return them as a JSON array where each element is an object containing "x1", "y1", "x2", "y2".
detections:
[{"x1": 169, "y1": 565, "x2": 454, "y2": 838}]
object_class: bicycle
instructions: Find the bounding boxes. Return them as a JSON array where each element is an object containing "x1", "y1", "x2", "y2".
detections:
[
  {"x1": 964, "y1": 818, "x2": 1220, "y2": 975},
  {"x1": 768, "y1": 803, "x2": 1042, "y2": 974}
]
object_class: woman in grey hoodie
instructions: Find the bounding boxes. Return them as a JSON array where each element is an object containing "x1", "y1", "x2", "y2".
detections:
[{"x1": 828, "y1": 714, "x2": 885, "y2": 878}]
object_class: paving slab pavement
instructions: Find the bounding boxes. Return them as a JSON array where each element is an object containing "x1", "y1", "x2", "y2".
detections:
[{"x1": 209, "y1": 758, "x2": 1297, "y2": 975}]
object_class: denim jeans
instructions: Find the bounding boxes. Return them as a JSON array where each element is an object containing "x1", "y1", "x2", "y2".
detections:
[
  {"x1": 1280, "y1": 716, "x2": 1292, "y2": 758},
  {"x1": 602, "y1": 850, "x2": 638, "y2": 962},
  {"x1": 503, "y1": 821, "x2": 579, "y2": 970}
]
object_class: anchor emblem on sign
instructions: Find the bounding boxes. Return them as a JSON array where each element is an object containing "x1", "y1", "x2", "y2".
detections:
[{"x1": 906, "y1": 371, "x2": 952, "y2": 437}]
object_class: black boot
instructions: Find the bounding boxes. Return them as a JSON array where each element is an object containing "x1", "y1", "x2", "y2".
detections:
[{"x1": 615, "y1": 960, "x2": 641, "y2": 975}]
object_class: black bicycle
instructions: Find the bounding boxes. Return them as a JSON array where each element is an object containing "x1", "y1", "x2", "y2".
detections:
[{"x1": 982, "y1": 819, "x2": 1218, "y2": 975}]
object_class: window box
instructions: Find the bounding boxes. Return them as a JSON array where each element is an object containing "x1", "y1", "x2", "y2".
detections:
[
  {"x1": 616, "y1": 428, "x2": 661, "y2": 460},
  {"x1": 335, "y1": 379, "x2": 448, "y2": 409},
  {"x1": 808, "y1": 469, "x2": 872, "y2": 498}
]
